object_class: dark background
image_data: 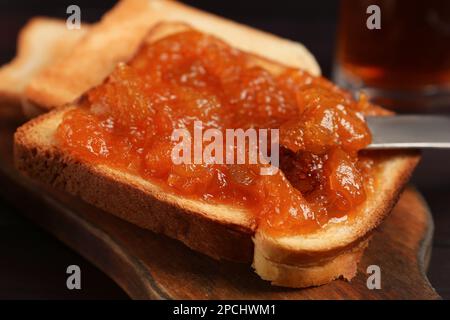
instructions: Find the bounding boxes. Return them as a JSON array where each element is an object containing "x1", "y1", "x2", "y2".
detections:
[{"x1": 0, "y1": 0, "x2": 449, "y2": 299}]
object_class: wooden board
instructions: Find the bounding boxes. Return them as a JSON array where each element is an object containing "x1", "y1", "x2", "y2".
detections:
[{"x1": 0, "y1": 105, "x2": 440, "y2": 299}]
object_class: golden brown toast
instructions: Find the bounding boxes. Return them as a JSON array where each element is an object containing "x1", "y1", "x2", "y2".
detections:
[
  {"x1": 0, "y1": 17, "x2": 88, "y2": 116},
  {"x1": 24, "y1": 0, "x2": 320, "y2": 113},
  {"x1": 14, "y1": 22, "x2": 420, "y2": 288}
]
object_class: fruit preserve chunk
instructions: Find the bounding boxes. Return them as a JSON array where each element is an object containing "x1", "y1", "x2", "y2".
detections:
[{"x1": 56, "y1": 29, "x2": 380, "y2": 236}]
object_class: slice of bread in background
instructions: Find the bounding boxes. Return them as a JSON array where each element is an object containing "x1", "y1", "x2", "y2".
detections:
[
  {"x1": 24, "y1": 0, "x2": 320, "y2": 112},
  {"x1": 14, "y1": 22, "x2": 420, "y2": 288},
  {"x1": 0, "y1": 18, "x2": 88, "y2": 117}
]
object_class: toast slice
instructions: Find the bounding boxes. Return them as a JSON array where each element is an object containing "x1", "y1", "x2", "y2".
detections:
[
  {"x1": 24, "y1": 0, "x2": 320, "y2": 113},
  {"x1": 0, "y1": 18, "x2": 88, "y2": 116},
  {"x1": 15, "y1": 22, "x2": 420, "y2": 288}
]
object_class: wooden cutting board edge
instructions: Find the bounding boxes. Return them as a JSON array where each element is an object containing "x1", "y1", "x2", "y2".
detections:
[
  {"x1": 413, "y1": 188, "x2": 437, "y2": 295},
  {"x1": 0, "y1": 156, "x2": 441, "y2": 300}
]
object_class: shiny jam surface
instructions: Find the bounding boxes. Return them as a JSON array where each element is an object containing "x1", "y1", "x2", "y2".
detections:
[{"x1": 56, "y1": 30, "x2": 382, "y2": 235}]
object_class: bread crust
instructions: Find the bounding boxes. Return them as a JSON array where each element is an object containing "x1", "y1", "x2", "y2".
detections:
[
  {"x1": 253, "y1": 238, "x2": 370, "y2": 288},
  {"x1": 253, "y1": 153, "x2": 420, "y2": 286},
  {"x1": 14, "y1": 107, "x2": 255, "y2": 262},
  {"x1": 0, "y1": 18, "x2": 88, "y2": 114},
  {"x1": 255, "y1": 151, "x2": 421, "y2": 262},
  {"x1": 24, "y1": 0, "x2": 320, "y2": 111}
]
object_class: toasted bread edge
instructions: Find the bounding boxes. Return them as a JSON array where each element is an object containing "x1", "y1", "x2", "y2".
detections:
[
  {"x1": 0, "y1": 17, "x2": 88, "y2": 115},
  {"x1": 14, "y1": 107, "x2": 255, "y2": 263},
  {"x1": 253, "y1": 153, "x2": 420, "y2": 287},
  {"x1": 23, "y1": 0, "x2": 320, "y2": 112}
]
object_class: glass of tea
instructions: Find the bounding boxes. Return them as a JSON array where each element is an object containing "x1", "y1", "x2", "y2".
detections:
[{"x1": 334, "y1": 0, "x2": 450, "y2": 112}]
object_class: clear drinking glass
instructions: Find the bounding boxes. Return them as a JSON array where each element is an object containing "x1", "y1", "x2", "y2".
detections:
[{"x1": 334, "y1": 0, "x2": 450, "y2": 112}]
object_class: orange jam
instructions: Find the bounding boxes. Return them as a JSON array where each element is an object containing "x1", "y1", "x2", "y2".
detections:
[{"x1": 56, "y1": 30, "x2": 381, "y2": 235}]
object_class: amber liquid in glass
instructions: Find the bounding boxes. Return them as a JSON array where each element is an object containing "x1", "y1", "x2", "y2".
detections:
[{"x1": 335, "y1": 0, "x2": 450, "y2": 111}]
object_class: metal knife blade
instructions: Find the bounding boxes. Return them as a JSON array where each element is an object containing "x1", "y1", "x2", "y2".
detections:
[{"x1": 366, "y1": 115, "x2": 450, "y2": 149}]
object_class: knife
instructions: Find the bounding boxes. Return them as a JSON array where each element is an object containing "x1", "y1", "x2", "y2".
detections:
[{"x1": 366, "y1": 115, "x2": 450, "y2": 149}]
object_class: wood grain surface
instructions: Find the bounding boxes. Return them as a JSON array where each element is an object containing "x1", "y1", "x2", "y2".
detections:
[{"x1": 0, "y1": 105, "x2": 440, "y2": 299}]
